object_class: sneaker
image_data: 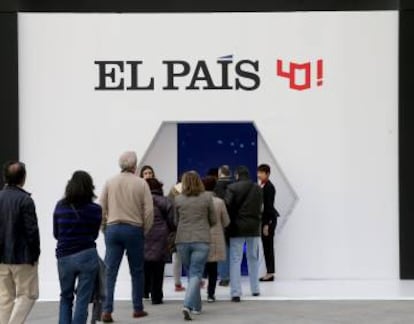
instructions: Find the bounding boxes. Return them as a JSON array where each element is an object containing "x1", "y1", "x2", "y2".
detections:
[
  {"x1": 132, "y1": 310, "x2": 148, "y2": 318},
  {"x1": 259, "y1": 275, "x2": 274, "y2": 282},
  {"x1": 219, "y1": 279, "x2": 230, "y2": 287},
  {"x1": 175, "y1": 284, "x2": 186, "y2": 292},
  {"x1": 252, "y1": 293, "x2": 261, "y2": 297},
  {"x1": 101, "y1": 313, "x2": 114, "y2": 323},
  {"x1": 207, "y1": 296, "x2": 216, "y2": 303},
  {"x1": 182, "y1": 307, "x2": 192, "y2": 321},
  {"x1": 231, "y1": 296, "x2": 241, "y2": 303},
  {"x1": 191, "y1": 310, "x2": 202, "y2": 315}
]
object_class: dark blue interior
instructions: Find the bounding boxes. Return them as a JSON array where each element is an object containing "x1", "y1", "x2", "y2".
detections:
[
  {"x1": 177, "y1": 122, "x2": 257, "y2": 275},
  {"x1": 177, "y1": 122, "x2": 258, "y2": 180}
]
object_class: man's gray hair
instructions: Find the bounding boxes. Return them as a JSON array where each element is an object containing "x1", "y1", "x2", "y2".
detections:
[
  {"x1": 119, "y1": 151, "x2": 138, "y2": 172},
  {"x1": 218, "y1": 165, "x2": 231, "y2": 177}
]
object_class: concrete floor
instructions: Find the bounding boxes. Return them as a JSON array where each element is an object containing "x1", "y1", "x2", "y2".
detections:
[{"x1": 28, "y1": 300, "x2": 414, "y2": 323}]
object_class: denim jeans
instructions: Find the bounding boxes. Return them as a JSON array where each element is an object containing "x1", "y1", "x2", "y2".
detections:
[
  {"x1": 57, "y1": 248, "x2": 99, "y2": 324},
  {"x1": 229, "y1": 237, "x2": 260, "y2": 297},
  {"x1": 176, "y1": 243, "x2": 209, "y2": 312},
  {"x1": 218, "y1": 244, "x2": 230, "y2": 281},
  {"x1": 103, "y1": 224, "x2": 145, "y2": 313}
]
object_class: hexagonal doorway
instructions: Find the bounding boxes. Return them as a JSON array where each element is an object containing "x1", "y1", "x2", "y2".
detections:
[{"x1": 139, "y1": 121, "x2": 298, "y2": 233}]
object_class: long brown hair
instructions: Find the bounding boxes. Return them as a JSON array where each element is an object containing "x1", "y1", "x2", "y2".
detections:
[{"x1": 181, "y1": 171, "x2": 205, "y2": 196}]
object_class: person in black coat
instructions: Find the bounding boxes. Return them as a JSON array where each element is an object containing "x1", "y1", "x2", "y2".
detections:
[
  {"x1": 0, "y1": 161, "x2": 40, "y2": 324},
  {"x1": 257, "y1": 164, "x2": 279, "y2": 282},
  {"x1": 225, "y1": 166, "x2": 263, "y2": 302},
  {"x1": 214, "y1": 165, "x2": 233, "y2": 286}
]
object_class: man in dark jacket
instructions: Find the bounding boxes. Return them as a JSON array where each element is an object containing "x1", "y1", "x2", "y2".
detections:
[
  {"x1": 225, "y1": 166, "x2": 262, "y2": 302},
  {"x1": 258, "y1": 164, "x2": 279, "y2": 282},
  {"x1": 214, "y1": 165, "x2": 233, "y2": 287},
  {"x1": 214, "y1": 165, "x2": 233, "y2": 199},
  {"x1": 0, "y1": 161, "x2": 40, "y2": 324}
]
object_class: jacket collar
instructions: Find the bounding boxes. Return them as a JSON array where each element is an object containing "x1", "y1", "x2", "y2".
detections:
[{"x1": 4, "y1": 184, "x2": 31, "y2": 196}]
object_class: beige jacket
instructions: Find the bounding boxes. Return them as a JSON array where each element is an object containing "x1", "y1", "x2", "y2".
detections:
[
  {"x1": 208, "y1": 197, "x2": 230, "y2": 262},
  {"x1": 100, "y1": 172, "x2": 154, "y2": 233}
]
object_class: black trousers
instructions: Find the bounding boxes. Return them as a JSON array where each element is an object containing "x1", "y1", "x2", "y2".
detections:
[
  {"x1": 144, "y1": 260, "x2": 165, "y2": 303},
  {"x1": 261, "y1": 221, "x2": 276, "y2": 274},
  {"x1": 205, "y1": 262, "x2": 218, "y2": 298}
]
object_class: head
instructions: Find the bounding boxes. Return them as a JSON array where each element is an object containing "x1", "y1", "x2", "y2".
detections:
[
  {"x1": 202, "y1": 176, "x2": 217, "y2": 192},
  {"x1": 140, "y1": 165, "x2": 155, "y2": 179},
  {"x1": 2, "y1": 161, "x2": 26, "y2": 187},
  {"x1": 181, "y1": 171, "x2": 205, "y2": 196},
  {"x1": 119, "y1": 151, "x2": 138, "y2": 173},
  {"x1": 218, "y1": 165, "x2": 231, "y2": 179},
  {"x1": 64, "y1": 170, "x2": 96, "y2": 205},
  {"x1": 257, "y1": 164, "x2": 271, "y2": 182},
  {"x1": 206, "y1": 168, "x2": 219, "y2": 179},
  {"x1": 234, "y1": 165, "x2": 250, "y2": 181},
  {"x1": 146, "y1": 178, "x2": 164, "y2": 194}
]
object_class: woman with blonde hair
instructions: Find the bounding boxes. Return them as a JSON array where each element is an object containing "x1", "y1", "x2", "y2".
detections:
[{"x1": 174, "y1": 171, "x2": 216, "y2": 321}]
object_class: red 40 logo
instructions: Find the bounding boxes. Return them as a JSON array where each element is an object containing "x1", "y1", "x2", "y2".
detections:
[{"x1": 276, "y1": 59, "x2": 324, "y2": 91}]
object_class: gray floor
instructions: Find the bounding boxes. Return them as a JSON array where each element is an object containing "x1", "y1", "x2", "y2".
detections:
[{"x1": 28, "y1": 300, "x2": 414, "y2": 323}]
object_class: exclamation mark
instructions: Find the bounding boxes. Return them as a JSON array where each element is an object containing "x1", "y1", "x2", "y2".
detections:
[{"x1": 317, "y1": 59, "x2": 323, "y2": 86}]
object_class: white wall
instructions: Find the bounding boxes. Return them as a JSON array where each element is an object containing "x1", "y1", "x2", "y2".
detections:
[
  {"x1": 138, "y1": 122, "x2": 178, "y2": 193},
  {"x1": 18, "y1": 11, "x2": 398, "y2": 300}
]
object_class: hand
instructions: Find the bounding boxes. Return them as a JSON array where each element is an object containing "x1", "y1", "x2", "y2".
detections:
[{"x1": 263, "y1": 225, "x2": 269, "y2": 237}]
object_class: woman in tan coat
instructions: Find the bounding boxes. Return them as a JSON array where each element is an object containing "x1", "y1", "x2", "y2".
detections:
[{"x1": 202, "y1": 176, "x2": 230, "y2": 303}]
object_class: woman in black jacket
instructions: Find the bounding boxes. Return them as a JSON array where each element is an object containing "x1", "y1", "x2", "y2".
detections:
[{"x1": 257, "y1": 164, "x2": 279, "y2": 282}]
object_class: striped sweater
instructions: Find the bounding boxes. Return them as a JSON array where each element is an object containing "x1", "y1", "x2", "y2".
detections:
[{"x1": 53, "y1": 200, "x2": 102, "y2": 258}]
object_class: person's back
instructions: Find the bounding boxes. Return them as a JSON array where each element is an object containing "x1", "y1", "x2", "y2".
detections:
[
  {"x1": 175, "y1": 191, "x2": 216, "y2": 244},
  {"x1": 145, "y1": 189, "x2": 173, "y2": 262},
  {"x1": 214, "y1": 177, "x2": 232, "y2": 200},
  {"x1": 0, "y1": 161, "x2": 40, "y2": 324},
  {"x1": 224, "y1": 166, "x2": 262, "y2": 302},
  {"x1": 101, "y1": 172, "x2": 153, "y2": 230},
  {"x1": 100, "y1": 151, "x2": 154, "y2": 322},
  {"x1": 0, "y1": 186, "x2": 40, "y2": 265},
  {"x1": 214, "y1": 165, "x2": 233, "y2": 200},
  {"x1": 144, "y1": 178, "x2": 174, "y2": 305},
  {"x1": 226, "y1": 178, "x2": 262, "y2": 238},
  {"x1": 54, "y1": 200, "x2": 102, "y2": 258},
  {"x1": 174, "y1": 171, "x2": 216, "y2": 321},
  {"x1": 53, "y1": 170, "x2": 102, "y2": 324}
]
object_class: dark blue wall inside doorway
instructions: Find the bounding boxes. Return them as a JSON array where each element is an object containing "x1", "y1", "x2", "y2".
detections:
[
  {"x1": 177, "y1": 122, "x2": 258, "y2": 179},
  {"x1": 177, "y1": 122, "x2": 258, "y2": 276}
]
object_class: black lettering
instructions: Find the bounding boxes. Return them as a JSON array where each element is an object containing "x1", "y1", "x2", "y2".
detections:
[
  {"x1": 217, "y1": 60, "x2": 233, "y2": 90},
  {"x1": 94, "y1": 61, "x2": 124, "y2": 90},
  {"x1": 126, "y1": 61, "x2": 155, "y2": 90},
  {"x1": 235, "y1": 60, "x2": 260, "y2": 91},
  {"x1": 186, "y1": 61, "x2": 220, "y2": 90},
  {"x1": 163, "y1": 61, "x2": 191, "y2": 90}
]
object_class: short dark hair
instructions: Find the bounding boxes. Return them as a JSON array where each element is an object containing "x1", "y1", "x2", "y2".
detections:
[
  {"x1": 146, "y1": 178, "x2": 164, "y2": 193},
  {"x1": 3, "y1": 161, "x2": 26, "y2": 186},
  {"x1": 139, "y1": 165, "x2": 155, "y2": 178},
  {"x1": 235, "y1": 165, "x2": 250, "y2": 179},
  {"x1": 207, "y1": 168, "x2": 218, "y2": 178},
  {"x1": 258, "y1": 164, "x2": 271, "y2": 174},
  {"x1": 202, "y1": 176, "x2": 217, "y2": 192},
  {"x1": 64, "y1": 170, "x2": 96, "y2": 205}
]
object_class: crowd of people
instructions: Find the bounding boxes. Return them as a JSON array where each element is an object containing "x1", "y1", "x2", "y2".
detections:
[{"x1": 0, "y1": 151, "x2": 279, "y2": 324}]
